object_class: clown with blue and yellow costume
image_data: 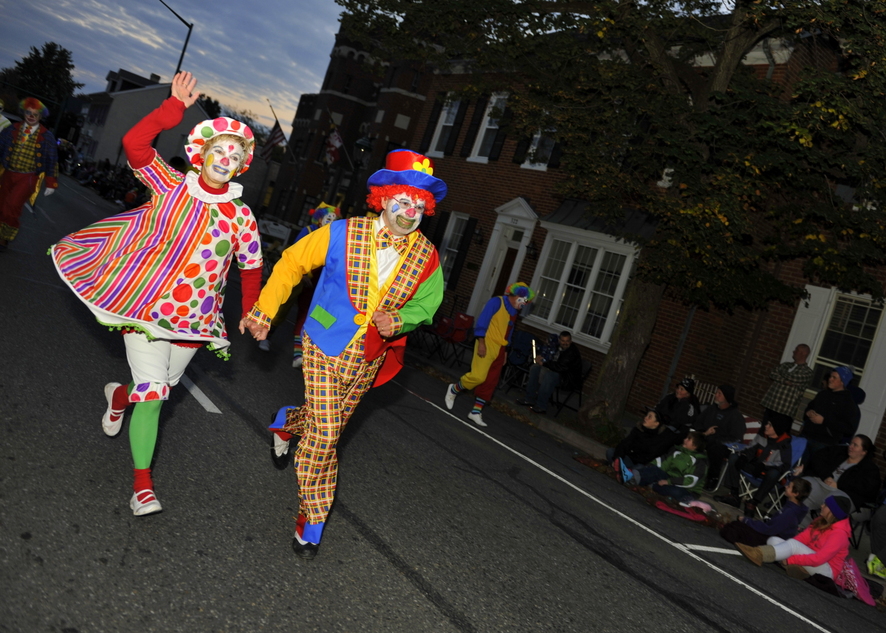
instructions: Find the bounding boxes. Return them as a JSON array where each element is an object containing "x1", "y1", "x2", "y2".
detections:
[
  {"x1": 244, "y1": 149, "x2": 445, "y2": 559},
  {"x1": 444, "y1": 283, "x2": 536, "y2": 426}
]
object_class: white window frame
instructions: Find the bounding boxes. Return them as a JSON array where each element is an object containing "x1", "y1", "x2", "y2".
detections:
[
  {"x1": 426, "y1": 93, "x2": 461, "y2": 159},
  {"x1": 440, "y1": 212, "x2": 469, "y2": 282},
  {"x1": 782, "y1": 285, "x2": 886, "y2": 439},
  {"x1": 521, "y1": 130, "x2": 556, "y2": 171},
  {"x1": 467, "y1": 93, "x2": 508, "y2": 164},
  {"x1": 526, "y1": 223, "x2": 636, "y2": 353}
]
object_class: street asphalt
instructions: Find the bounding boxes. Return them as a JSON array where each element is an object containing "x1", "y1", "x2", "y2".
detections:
[{"x1": 1, "y1": 175, "x2": 884, "y2": 632}]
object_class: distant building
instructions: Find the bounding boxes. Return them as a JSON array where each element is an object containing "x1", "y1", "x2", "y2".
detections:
[{"x1": 75, "y1": 69, "x2": 268, "y2": 210}]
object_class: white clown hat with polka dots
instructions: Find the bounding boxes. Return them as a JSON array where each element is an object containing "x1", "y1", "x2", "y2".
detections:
[{"x1": 185, "y1": 117, "x2": 255, "y2": 175}]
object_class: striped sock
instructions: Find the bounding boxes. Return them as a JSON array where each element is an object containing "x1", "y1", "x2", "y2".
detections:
[
  {"x1": 471, "y1": 398, "x2": 486, "y2": 415},
  {"x1": 451, "y1": 381, "x2": 464, "y2": 395}
]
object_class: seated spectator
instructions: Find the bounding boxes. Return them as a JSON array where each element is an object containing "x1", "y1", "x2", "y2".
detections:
[
  {"x1": 516, "y1": 330, "x2": 583, "y2": 414},
  {"x1": 693, "y1": 385, "x2": 746, "y2": 491},
  {"x1": 607, "y1": 406, "x2": 673, "y2": 466},
  {"x1": 736, "y1": 495, "x2": 852, "y2": 581},
  {"x1": 614, "y1": 431, "x2": 708, "y2": 503},
  {"x1": 800, "y1": 366, "x2": 860, "y2": 457},
  {"x1": 713, "y1": 420, "x2": 792, "y2": 516},
  {"x1": 796, "y1": 434, "x2": 880, "y2": 514},
  {"x1": 656, "y1": 378, "x2": 700, "y2": 439},
  {"x1": 720, "y1": 478, "x2": 811, "y2": 547}
]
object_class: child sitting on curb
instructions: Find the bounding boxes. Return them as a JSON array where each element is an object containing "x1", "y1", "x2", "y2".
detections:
[
  {"x1": 614, "y1": 431, "x2": 708, "y2": 503},
  {"x1": 720, "y1": 478, "x2": 811, "y2": 547}
]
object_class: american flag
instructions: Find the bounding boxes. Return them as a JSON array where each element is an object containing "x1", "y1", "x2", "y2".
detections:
[
  {"x1": 325, "y1": 127, "x2": 343, "y2": 165},
  {"x1": 260, "y1": 120, "x2": 286, "y2": 161}
]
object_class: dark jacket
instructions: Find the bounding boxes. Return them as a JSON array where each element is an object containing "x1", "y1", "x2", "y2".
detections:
[
  {"x1": 694, "y1": 402, "x2": 746, "y2": 445},
  {"x1": 806, "y1": 445, "x2": 882, "y2": 508},
  {"x1": 739, "y1": 432, "x2": 793, "y2": 472},
  {"x1": 545, "y1": 342, "x2": 583, "y2": 391},
  {"x1": 743, "y1": 501, "x2": 808, "y2": 539},
  {"x1": 612, "y1": 423, "x2": 673, "y2": 466},
  {"x1": 801, "y1": 388, "x2": 860, "y2": 446},
  {"x1": 656, "y1": 392, "x2": 700, "y2": 433}
]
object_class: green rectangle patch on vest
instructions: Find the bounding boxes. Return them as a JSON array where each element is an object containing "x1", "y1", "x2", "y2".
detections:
[{"x1": 310, "y1": 305, "x2": 337, "y2": 329}]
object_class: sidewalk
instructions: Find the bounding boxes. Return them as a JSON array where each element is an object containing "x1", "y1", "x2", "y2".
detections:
[
  {"x1": 404, "y1": 344, "x2": 875, "y2": 561},
  {"x1": 403, "y1": 344, "x2": 634, "y2": 461}
]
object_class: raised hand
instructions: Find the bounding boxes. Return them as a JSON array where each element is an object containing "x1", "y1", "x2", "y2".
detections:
[{"x1": 171, "y1": 71, "x2": 201, "y2": 108}]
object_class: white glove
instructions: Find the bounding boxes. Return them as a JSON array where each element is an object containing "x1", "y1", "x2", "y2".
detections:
[{"x1": 44, "y1": 188, "x2": 56, "y2": 197}]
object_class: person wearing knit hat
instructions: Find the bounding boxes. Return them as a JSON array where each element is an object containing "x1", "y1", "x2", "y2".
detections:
[
  {"x1": 51, "y1": 72, "x2": 263, "y2": 517},
  {"x1": 244, "y1": 148, "x2": 446, "y2": 559},
  {"x1": 445, "y1": 282, "x2": 536, "y2": 426},
  {"x1": 736, "y1": 494, "x2": 852, "y2": 581},
  {"x1": 0, "y1": 96, "x2": 59, "y2": 249},
  {"x1": 655, "y1": 377, "x2": 701, "y2": 441},
  {"x1": 801, "y1": 365, "x2": 861, "y2": 457},
  {"x1": 693, "y1": 384, "x2": 746, "y2": 491}
]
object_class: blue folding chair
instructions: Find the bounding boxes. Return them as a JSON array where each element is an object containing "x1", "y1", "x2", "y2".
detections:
[{"x1": 738, "y1": 436, "x2": 807, "y2": 519}]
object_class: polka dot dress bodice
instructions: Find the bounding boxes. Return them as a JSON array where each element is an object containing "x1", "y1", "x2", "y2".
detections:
[{"x1": 148, "y1": 199, "x2": 261, "y2": 339}]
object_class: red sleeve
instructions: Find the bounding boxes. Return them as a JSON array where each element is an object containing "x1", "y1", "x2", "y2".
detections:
[
  {"x1": 122, "y1": 97, "x2": 187, "y2": 169},
  {"x1": 239, "y1": 267, "x2": 263, "y2": 317}
]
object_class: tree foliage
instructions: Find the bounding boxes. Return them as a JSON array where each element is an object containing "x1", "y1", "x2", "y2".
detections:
[
  {"x1": 338, "y1": 0, "x2": 886, "y2": 306},
  {"x1": 0, "y1": 42, "x2": 84, "y2": 109}
]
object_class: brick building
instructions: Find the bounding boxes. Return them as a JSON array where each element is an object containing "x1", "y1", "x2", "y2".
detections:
[{"x1": 270, "y1": 23, "x2": 886, "y2": 466}]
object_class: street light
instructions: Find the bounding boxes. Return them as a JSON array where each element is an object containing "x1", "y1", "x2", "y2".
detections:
[{"x1": 158, "y1": 0, "x2": 193, "y2": 77}]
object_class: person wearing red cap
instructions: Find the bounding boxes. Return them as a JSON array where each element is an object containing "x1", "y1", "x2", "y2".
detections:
[
  {"x1": 51, "y1": 72, "x2": 263, "y2": 516},
  {"x1": 244, "y1": 149, "x2": 446, "y2": 559},
  {"x1": 0, "y1": 97, "x2": 59, "y2": 249}
]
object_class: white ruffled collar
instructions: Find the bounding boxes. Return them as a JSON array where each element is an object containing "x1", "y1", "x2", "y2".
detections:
[{"x1": 185, "y1": 170, "x2": 243, "y2": 204}]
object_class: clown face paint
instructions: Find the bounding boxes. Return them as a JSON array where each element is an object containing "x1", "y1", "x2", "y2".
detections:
[
  {"x1": 319, "y1": 212, "x2": 336, "y2": 226},
  {"x1": 23, "y1": 108, "x2": 42, "y2": 127},
  {"x1": 202, "y1": 140, "x2": 245, "y2": 188},
  {"x1": 382, "y1": 193, "x2": 425, "y2": 236}
]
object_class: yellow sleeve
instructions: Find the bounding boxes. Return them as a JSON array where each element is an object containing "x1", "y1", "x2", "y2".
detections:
[{"x1": 254, "y1": 223, "x2": 331, "y2": 321}]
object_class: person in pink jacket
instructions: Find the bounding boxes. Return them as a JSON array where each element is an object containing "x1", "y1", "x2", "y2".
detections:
[{"x1": 735, "y1": 495, "x2": 851, "y2": 579}]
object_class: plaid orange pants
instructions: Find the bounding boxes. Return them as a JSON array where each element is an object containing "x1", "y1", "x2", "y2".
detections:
[{"x1": 282, "y1": 331, "x2": 384, "y2": 526}]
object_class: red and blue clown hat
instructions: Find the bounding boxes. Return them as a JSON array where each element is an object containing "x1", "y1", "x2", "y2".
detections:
[{"x1": 366, "y1": 149, "x2": 447, "y2": 202}]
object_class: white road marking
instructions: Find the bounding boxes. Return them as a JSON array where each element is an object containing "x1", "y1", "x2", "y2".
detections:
[
  {"x1": 682, "y1": 544, "x2": 743, "y2": 555},
  {"x1": 180, "y1": 374, "x2": 222, "y2": 414},
  {"x1": 397, "y1": 382, "x2": 833, "y2": 633}
]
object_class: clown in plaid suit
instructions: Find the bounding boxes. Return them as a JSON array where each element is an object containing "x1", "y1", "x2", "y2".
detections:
[
  {"x1": 244, "y1": 149, "x2": 445, "y2": 559},
  {"x1": 0, "y1": 97, "x2": 58, "y2": 248}
]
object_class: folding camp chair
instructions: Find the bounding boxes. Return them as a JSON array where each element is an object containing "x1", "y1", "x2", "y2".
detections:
[
  {"x1": 711, "y1": 416, "x2": 762, "y2": 491},
  {"x1": 441, "y1": 312, "x2": 474, "y2": 367},
  {"x1": 500, "y1": 330, "x2": 535, "y2": 392},
  {"x1": 552, "y1": 360, "x2": 594, "y2": 417},
  {"x1": 738, "y1": 436, "x2": 807, "y2": 520}
]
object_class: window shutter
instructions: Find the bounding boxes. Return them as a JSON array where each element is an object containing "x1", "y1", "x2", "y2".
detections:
[
  {"x1": 487, "y1": 108, "x2": 512, "y2": 161},
  {"x1": 460, "y1": 96, "x2": 488, "y2": 157},
  {"x1": 443, "y1": 100, "x2": 469, "y2": 156},
  {"x1": 512, "y1": 137, "x2": 531, "y2": 164},
  {"x1": 418, "y1": 94, "x2": 444, "y2": 154},
  {"x1": 429, "y1": 211, "x2": 450, "y2": 249},
  {"x1": 547, "y1": 142, "x2": 562, "y2": 168},
  {"x1": 447, "y1": 217, "x2": 477, "y2": 290}
]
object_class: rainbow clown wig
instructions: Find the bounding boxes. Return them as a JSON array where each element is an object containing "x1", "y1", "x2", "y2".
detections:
[
  {"x1": 20, "y1": 97, "x2": 49, "y2": 119},
  {"x1": 310, "y1": 203, "x2": 341, "y2": 226},
  {"x1": 506, "y1": 282, "x2": 536, "y2": 302},
  {"x1": 365, "y1": 149, "x2": 447, "y2": 216}
]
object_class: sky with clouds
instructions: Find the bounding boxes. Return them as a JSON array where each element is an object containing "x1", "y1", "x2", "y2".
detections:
[{"x1": 0, "y1": 0, "x2": 344, "y2": 135}]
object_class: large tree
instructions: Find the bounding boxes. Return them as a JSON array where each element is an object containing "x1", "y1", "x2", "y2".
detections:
[
  {"x1": 1, "y1": 42, "x2": 83, "y2": 109},
  {"x1": 338, "y1": 0, "x2": 886, "y2": 427}
]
